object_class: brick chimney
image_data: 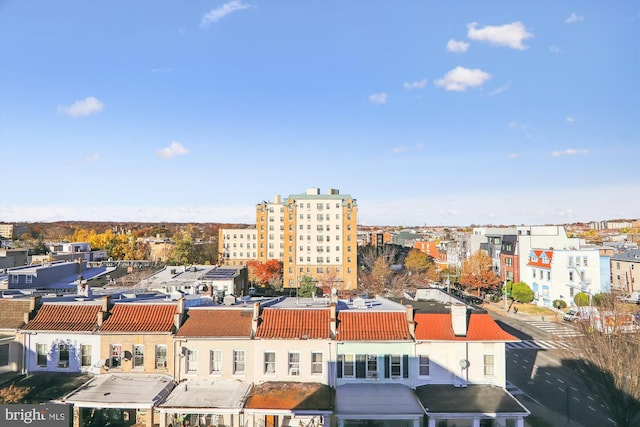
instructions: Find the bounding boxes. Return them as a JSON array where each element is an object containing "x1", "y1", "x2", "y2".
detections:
[{"x1": 451, "y1": 304, "x2": 468, "y2": 337}]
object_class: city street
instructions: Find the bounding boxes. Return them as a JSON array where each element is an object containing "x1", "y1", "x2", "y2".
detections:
[{"x1": 485, "y1": 302, "x2": 616, "y2": 427}]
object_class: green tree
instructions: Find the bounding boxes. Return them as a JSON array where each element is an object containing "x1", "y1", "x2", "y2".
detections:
[
  {"x1": 574, "y1": 292, "x2": 590, "y2": 307},
  {"x1": 511, "y1": 282, "x2": 534, "y2": 303},
  {"x1": 404, "y1": 249, "x2": 432, "y2": 273},
  {"x1": 298, "y1": 275, "x2": 318, "y2": 297}
]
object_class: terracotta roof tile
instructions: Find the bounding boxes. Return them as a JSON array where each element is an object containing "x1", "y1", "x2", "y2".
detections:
[
  {"x1": 414, "y1": 313, "x2": 518, "y2": 341},
  {"x1": 337, "y1": 311, "x2": 411, "y2": 341},
  {"x1": 256, "y1": 308, "x2": 331, "y2": 339},
  {"x1": 98, "y1": 304, "x2": 176, "y2": 333},
  {"x1": 21, "y1": 304, "x2": 101, "y2": 332},
  {"x1": 0, "y1": 299, "x2": 33, "y2": 329},
  {"x1": 176, "y1": 309, "x2": 253, "y2": 337},
  {"x1": 527, "y1": 249, "x2": 553, "y2": 268},
  {"x1": 244, "y1": 382, "x2": 333, "y2": 410}
]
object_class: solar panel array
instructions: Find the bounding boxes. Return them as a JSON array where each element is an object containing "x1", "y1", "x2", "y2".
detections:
[{"x1": 203, "y1": 269, "x2": 237, "y2": 280}]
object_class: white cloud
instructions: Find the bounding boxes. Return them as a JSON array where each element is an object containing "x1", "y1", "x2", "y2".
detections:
[
  {"x1": 369, "y1": 93, "x2": 388, "y2": 105},
  {"x1": 508, "y1": 153, "x2": 521, "y2": 159},
  {"x1": 446, "y1": 39, "x2": 469, "y2": 53},
  {"x1": 565, "y1": 13, "x2": 584, "y2": 24},
  {"x1": 391, "y1": 146, "x2": 406, "y2": 153},
  {"x1": 58, "y1": 96, "x2": 104, "y2": 117},
  {"x1": 566, "y1": 116, "x2": 575, "y2": 123},
  {"x1": 467, "y1": 21, "x2": 533, "y2": 50},
  {"x1": 508, "y1": 120, "x2": 529, "y2": 130},
  {"x1": 84, "y1": 153, "x2": 101, "y2": 162},
  {"x1": 157, "y1": 141, "x2": 189, "y2": 159},
  {"x1": 487, "y1": 82, "x2": 510, "y2": 96},
  {"x1": 550, "y1": 148, "x2": 590, "y2": 157},
  {"x1": 435, "y1": 66, "x2": 491, "y2": 92},
  {"x1": 403, "y1": 78, "x2": 428, "y2": 90},
  {"x1": 201, "y1": 1, "x2": 250, "y2": 27},
  {"x1": 549, "y1": 46, "x2": 561, "y2": 54}
]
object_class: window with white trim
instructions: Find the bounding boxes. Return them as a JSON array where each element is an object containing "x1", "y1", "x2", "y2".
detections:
[
  {"x1": 484, "y1": 354, "x2": 495, "y2": 376},
  {"x1": 81, "y1": 344, "x2": 92, "y2": 367},
  {"x1": 36, "y1": 343, "x2": 48, "y2": 367},
  {"x1": 264, "y1": 351, "x2": 276, "y2": 375},
  {"x1": 210, "y1": 349, "x2": 222, "y2": 374},
  {"x1": 133, "y1": 344, "x2": 144, "y2": 369},
  {"x1": 419, "y1": 355, "x2": 430, "y2": 376},
  {"x1": 390, "y1": 354, "x2": 402, "y2": 378},
  {"x1": 110, "y1": 344, "x2": 122, "y2": 368},
  {"x1": 288, "y1": 352, "x2": 300, "y2": 376},
  {"x1": 58, "y1": 343, "x2": 69, "y2": 368},
  {"x1": 155, "y1": 345, "x2": 168, "y2": 370},
  {"x1": 366, "y1": 354, "x2": 378, "y2": 378},
  {"x1": 233, "y1": 350, "x2": 245, "y2": 374},
  {"x1": 186, "y1": 349, "x2": 197, "y2": 373},
  {"x1": 311, "y1": 352, "x2": 323, "y2": 375}
]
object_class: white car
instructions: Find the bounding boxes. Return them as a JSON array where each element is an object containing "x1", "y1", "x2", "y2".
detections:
[{"x1": 621, "y1": 292, "x2": 640, "y2": 305}]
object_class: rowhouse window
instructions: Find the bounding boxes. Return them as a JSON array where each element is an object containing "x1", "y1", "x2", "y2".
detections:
[
  {"x1": 390, "y1": 355, "x2": 401, "y2": 378},
  {"x1": 366, "y1": 354, "x2": 378, "y2": 378},
  {"x1": 155, "y1": 345, "x2": 168, "y2": 370},
  {"x1": 37, "y1": 344, "x2": 48, "y2": 366},
  {"x1": 233, "y1": 350, "x2": 245, "y2": 374},
  {"x1": 57, "y1": 343, "x2": 70, "y2": 368},
  {"x1": 264, "y1": 351, "x2": 276, "y2": 374},
  {"x1": 110, "y1": 344, "x2": 122, "y2": 368},
  {"x1": 311, "y1": 352, "x2": 323, "y2": 374},
  {"x1": 419, "y1": 355, "x2": 430, "y2": 376},
  {"x1": 484, "y1": 354, "x2": 495, "y2": 376},
  {"x1": 133, "y1": 344, "x2": 144, "y2": 369},
  {"x1": 186, "y1": 349, "x2": 197, "y2": 373},
  {"x1": 81, "y1": 344, "x2": 92, "y2": 367},
  {"x1": 210, "y1": 350, "x2": 222, "y2": 374},
  {"x1": 288, "y1": 352, "x2": 300, "y2": 376}
]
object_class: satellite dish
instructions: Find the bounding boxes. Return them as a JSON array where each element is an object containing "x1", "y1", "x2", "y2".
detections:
[{"x1": 459, "y1": 359, "x2": 469, "y2": 369}]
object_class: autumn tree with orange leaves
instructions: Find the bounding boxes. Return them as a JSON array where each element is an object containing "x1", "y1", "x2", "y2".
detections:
[
  {"x1": 247, "y1": 260, "x2": 283, "y2": 291},
  {"x1": 460, "y1": 250, "x2": 500, "y2": 296}
]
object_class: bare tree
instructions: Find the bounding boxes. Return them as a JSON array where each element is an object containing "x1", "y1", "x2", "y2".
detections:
[{"x1": 563, "y1": 305, "x2": 640, "y2": 427}]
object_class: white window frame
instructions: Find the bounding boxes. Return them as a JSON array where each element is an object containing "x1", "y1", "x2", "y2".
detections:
[
  {"x1": 343, "y1": 354, "x2": 355, "y2": 378},
  {"x1": 418, "y1": 355, "x2": 430, "y2": 376},
  {"x1": 288, "y1": 352, "x2": 300, "y2": 376},
  {"x1": 311, "y1": 352, "x2": 323, "y2": 375},
  {"x1": 366, "y1": 354, "x2": 378, "y2": 379},
  {"x1": 390, "y1": 354, "x2": 402, "y2": 378},
  {"x1": 58, "y1": 343, "x2": 70, "y2": 368},
  {"x1": 81, "y1": 344, "x2": 92, "y2": 367},
  {"x1": 186, "y1": 349, "x2": 198, "y2": 373},
  {"x1": 155, "y1": 345, "x2": 168, "y2": 370},
  {"x1": 264, "y1": 351, "x2": 276, "y2": 375},
  {"x1": 133, "y1": 344, "x2": 144, "y2": 369},
  {"x1": 210, "y1": 349, "x2": 222, "y2": 374},
  {"x1": 36, "y1": 343, "x2": 48, "y2": 367},
  {"x1": 484, "y1": 354, "x2": 495, "y2": 376},
  {"x1": 233, "y1": 350, "x2": 245, "y2": 375}
]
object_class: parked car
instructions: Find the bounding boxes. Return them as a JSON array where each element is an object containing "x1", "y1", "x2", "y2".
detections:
[
  {"x1": 563, "y1": 309, "x2": 589, "y2": 322},
  {"x1": 621, "y1": 291, "x2": 640, "y2": 305}
]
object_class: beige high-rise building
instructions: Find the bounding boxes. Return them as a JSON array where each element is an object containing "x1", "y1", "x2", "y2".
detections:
[
  {"x1": 219, "y1": 188, "x2": 358, "y2": 292},
  {"x1": 0, "y1": 224, "x2": 14, "y2": 239}
]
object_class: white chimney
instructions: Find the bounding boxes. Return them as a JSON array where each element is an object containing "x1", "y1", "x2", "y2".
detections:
[{"x1": 451, "y1": 304, "x2": 468, "y2": 336}]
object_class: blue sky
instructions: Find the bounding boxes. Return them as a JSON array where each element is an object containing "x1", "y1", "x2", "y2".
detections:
[{"x1": 1, "y1": 1, "x2": 638, "y2": 227}]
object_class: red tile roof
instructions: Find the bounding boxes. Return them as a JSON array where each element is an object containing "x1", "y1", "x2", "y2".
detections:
[
  {"x1": 21, "y1": 304, "x2": 102, "y2": 332},
  {"x1": 98, "y1": 303, "x2": 176, "y2": 333},
  {"x1": 0, "y1": 299, "x2": 33, "y2": 329},
  {"x1": 527, "y1": 249, "x2": 553, "y2": 268},
  {"x1": 414, "y1": 313, "x2": 518, "y2": 341},
  {"x1": 256, "y1": 308, "x2": 331, "y2": 339},
  {"x1": 176, "y1": 308, "x2": 253, "y2": 337},
  {"x1": 244, "y1": 382, "x2": 333, "y2": 410},
  {"x1": 337, "y1": 311, "x2": 411, "y2": 341}
]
